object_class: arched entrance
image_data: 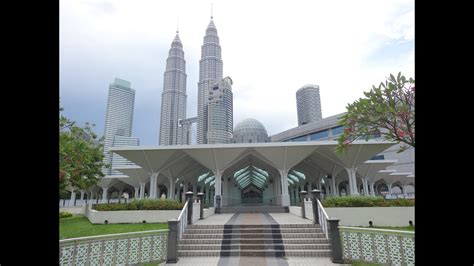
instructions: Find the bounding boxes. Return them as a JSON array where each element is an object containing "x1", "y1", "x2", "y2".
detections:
[{"x1": 241, "y1": 184, "x2": 263, "y2": 204}]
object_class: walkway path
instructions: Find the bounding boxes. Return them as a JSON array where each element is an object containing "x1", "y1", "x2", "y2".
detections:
[
  {"x1": 193, "y1": 213, "x2": 314, "y2": 225},
  {"x1": 163, "y1": 256, "x2": 348, "y2": 265}
]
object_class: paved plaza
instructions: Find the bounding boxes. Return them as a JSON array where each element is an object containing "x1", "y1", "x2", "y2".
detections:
[{"x1": 193, "y1": 213, "x2": 314, "y2": 225}]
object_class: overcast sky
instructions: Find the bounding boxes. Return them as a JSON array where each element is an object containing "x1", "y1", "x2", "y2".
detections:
[{"x1": 60, "y1": 0, "x2": 414, "y2": 146}]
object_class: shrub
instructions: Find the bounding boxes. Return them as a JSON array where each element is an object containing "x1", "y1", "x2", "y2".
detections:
[
  {"x1": 322, "y1": 196, "x2": 414, "y2": 207},
  {"x1": 60, "y1": 211, "x2": 73, "y2": 218},
  {"x1": 94, "y1": 199, "x2": 185, "y2": 211}
]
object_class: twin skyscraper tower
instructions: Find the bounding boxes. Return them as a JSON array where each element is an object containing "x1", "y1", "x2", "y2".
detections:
[{"x1": 159, "y1": 17, "x2": 233, "y2": 145}]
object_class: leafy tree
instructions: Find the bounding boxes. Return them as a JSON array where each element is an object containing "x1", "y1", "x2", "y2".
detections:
[
  {"x1": 336, "y1": 72, "x2": 414, "y2": 153},
  {"x1": 59, "y1": 107, "x2": 107, "y2": 194}
]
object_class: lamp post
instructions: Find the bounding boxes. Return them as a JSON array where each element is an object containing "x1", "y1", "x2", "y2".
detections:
[
  {"x1": 311, "y1": 189, "x2": 321, "y2": 224},
  {"x1": 185, "y1": 191, "x2": 194, "y2": 224},
  {"x1": 197, "y1": 192, "x2": 205, "y2": 219},
  {"x1": 299, "y1": 190, "x2": 308, "y2": 218}
]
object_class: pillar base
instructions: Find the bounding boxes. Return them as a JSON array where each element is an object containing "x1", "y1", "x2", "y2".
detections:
[{"x1": 281, "y1": 194, "x2": 290, "y2": 207}]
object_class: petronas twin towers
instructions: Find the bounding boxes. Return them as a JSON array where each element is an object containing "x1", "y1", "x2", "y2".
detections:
[{"x1": 159, "y1": 17, "x2": 233, "y2": 145}]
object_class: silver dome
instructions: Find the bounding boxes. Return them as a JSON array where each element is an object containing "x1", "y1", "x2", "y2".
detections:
[{"x1": 233, "y1": 118, "x2": 269, "y2": 143}]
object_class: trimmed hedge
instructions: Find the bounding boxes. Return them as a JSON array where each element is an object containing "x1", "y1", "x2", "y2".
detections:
[
  {"x1": 322, "y1": 196, "x2": 414, "y2": 207},
  {"x1": 60, "y1": 211, "x2": 73, "y2": 218},
  {"x1": 95, "y1": 199, "x2": 185, "y2": 211}
]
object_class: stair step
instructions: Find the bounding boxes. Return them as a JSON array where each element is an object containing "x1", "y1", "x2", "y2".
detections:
[
  {"x1": 187, "y1": 224, "x2": 320, "y2": 229},
  {"x1": 180, "y1": 238, "x2": 329, "y2": 245},
  {"x1": 184, "y1": 228, "x2": 323, "y2": 234},
  {"x1": 179, "y1": 243, "x2": 331, "y2": 250},
  {"x1": 178, "y1": 250, "x2": 332, "y2": 257},
  {"x1": 181, "y1": 233, "x2": 327, "y2": 239}
]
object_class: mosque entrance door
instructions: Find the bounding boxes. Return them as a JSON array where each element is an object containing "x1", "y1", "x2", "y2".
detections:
[{"x1": 241, "y1": 185, "x2": 263, "y2": 204}]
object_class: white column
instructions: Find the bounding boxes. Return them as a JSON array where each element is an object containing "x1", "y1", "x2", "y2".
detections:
[
  {"x1": 346, "y1": 168, "x2": 359, "y2": 195},
  {"x1": 101, "y1": 187, "x2": 108, "y2": 203},
  {"x1": 150, "y1": 172, "x2": 159, "y2": 199},
  {"x1": 214, "y1": 171, "x2": 222, "y2": 207},
  {"x1": 370, "y1": 182, "x2": 376, "y2": 196},
  {"x1": 223, "y1": 177, "x2": 228, "y2": 206},
  {"x1": 168, "y1": 177, "x2": 175, "y2": 199},
  {"x1": 279, "y1": 169, "x2": 290, "y2": 207},
  {"x1": 70, "y1": 189, "x2": 76, "y2": 206},
  {"x1": 403, "y1": 184, "x2": 408, "y2": 197},
  {"x1": 388, "y1": 183, "x2": 393, "y2": 194},
  {"x1": 134, "y1": 186, "x2": 139, "y2": 198},
  {"x1": 207, "y1": 185, "x2": 211, "y2": 205},
  {"x1": 331, "y1": 175, "x2": 337, "y2": 196},
  {"x1": 80, "y1": 190, "x2": 85, "y2": 200},
  {"x1": 139, "y1": 182, "x2": 145, "y2": 199},
  {"x1": 363, "y1": 178, "x2": 369, "y2": 196}
]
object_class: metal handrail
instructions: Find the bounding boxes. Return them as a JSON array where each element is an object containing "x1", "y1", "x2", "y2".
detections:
[
  {"x1": 317, "y1": 199, "x2": 329, "y2": 239},
  {"x1": 177, "y1": 200, "x2": 189, "y2": 241},
  {"x1": 177, "y1": 200, "x2": 189, "y2": 221},
  {"x1": 317, "y1": 199, "x2": 329, "y2": 219}
]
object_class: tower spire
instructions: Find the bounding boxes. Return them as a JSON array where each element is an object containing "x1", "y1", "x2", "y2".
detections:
[
  {"x1": 211, "y1": 3, "x2": 213, "y2": 19},
  {"x1": 176, "y1": 16, "x2": 179, "y2": 33}
]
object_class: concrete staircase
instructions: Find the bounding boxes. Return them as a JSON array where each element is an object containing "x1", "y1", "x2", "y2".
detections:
[
  {"x1": 220, "y1": 205, "x2": 288, "y2": 213},
  {"x1": 178, "y1": 224, "x2": 331, "y2": 257}
]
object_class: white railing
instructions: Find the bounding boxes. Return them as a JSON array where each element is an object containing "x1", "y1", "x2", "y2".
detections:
[
  {"x1": 317, "y1": 199, "x2": 329, "y2": 239},
  {"x1": 339, "y1": 226, "x2": 415, "y2": 265},
  {"x1": 177, "y1": 200, "x2": 189, "y2": 241},
  {"x1": 60, "y1": 198, "x2": 137, "y2": 207},
  {"x1": 59, "y1": 229, "x2": 168, "y2": 265}
]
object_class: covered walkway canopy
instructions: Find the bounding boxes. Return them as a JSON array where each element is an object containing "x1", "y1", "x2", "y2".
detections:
[{"x1": 110, "y1": 140, "x2": 396, "y2": 206}]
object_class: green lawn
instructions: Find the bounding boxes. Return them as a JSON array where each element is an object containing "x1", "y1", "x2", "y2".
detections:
[{"x1": 60, "y1": 215, "x2": 168, "y2": 239}]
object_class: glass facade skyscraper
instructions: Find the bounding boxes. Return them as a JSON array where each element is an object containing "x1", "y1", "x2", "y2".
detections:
[
  {"x1": 296, "y1": 84, "x2": 322, "y2": 126},
  {"x1": 159, "y1": 32, "x2": 188, "y2": 145},
  {"x1": 103, "y1": 78, "x2": 136, "y2": 175},
  {"x1": 197, "y1": 18, "x2": 225, "y2": 144},
  {"x1": 207, "y1": 77, "x2": 233, "y2": 144}
]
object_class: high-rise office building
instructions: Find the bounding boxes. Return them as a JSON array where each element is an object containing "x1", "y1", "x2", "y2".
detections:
[
  {"x1": 296, "y1": 84, "x2": 322, "y2": 126},
  {"x1": 103, "y1": 78, "x2": 136, "y2": 175},
  {"x1": 207, "y1": 77, "x2": 233, "y2": 144},
  {"x1": 197, "y1": 17, "x2": 224, "y2": 144},
  {"x1": 159, "y1": 32, "x2": 188, "y2": 145},
  {"x1": 110, "y1": 135, "x2": 140, "y2": 175}
]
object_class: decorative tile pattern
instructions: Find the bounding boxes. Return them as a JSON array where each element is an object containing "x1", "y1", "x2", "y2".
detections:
[
  {"x1": 341, "y1": 231, "x2": 350, "y2": 259},
  {"x1": 74, "y1": 243, "x2": 89, "y2": 266},
  {"x1": 347, "y1": 232, "x2": 361, "y2": 260},
  {"x1": 402, "y1": 236, "x2": 415, "y2": 265},
  {"x1": 360, "y1": 233, "x2": 374, "y2": 261},
  {"x1": 128, "y1": 237, "x2": 140, "y2": 264},
  {"x1": 388, "y1": 235, "x2": 402, "y2": 264},
  {"x1": 373, "y1": 234, "x2": 388, "y2": 263},
  {"x1": 102, "y1": 240, "x2": 116, "y2": 265},
  {"x1": 340, "y1": 228, "x2": 414, "y2": 265},
  {"x1": 115, "y1": 239, "x2": 128, "y2": 264},
  {"x1": 140, "y1": 236, "x2": 152, "y2": 262},
  {"x1": 59, "y1": 231, "x2": 169, "y2": 266},
  {"x1": 59, "y1": 245, "x2": 74, "y2": 265},
  {"x1": 88, "y1": 242, "x2": 102, "y2": 265}
]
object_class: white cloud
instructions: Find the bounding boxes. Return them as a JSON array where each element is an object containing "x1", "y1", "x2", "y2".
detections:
[{"x1": 60, "y1": 0, "x2": 414, "y2": 145}]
